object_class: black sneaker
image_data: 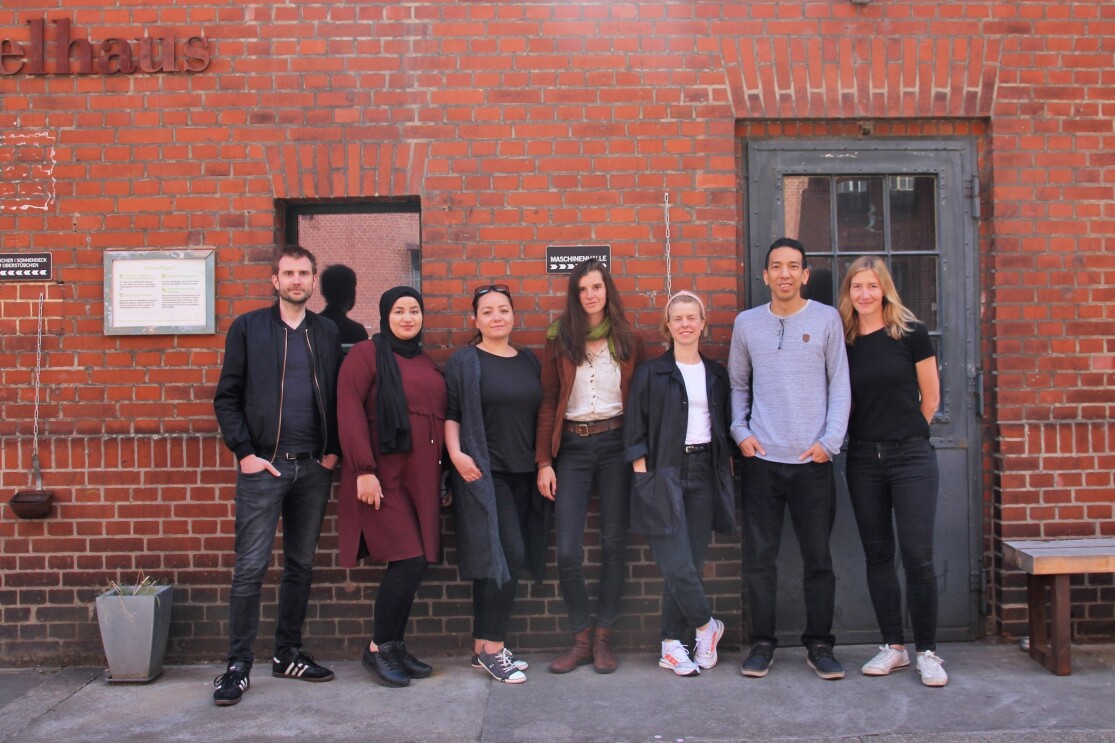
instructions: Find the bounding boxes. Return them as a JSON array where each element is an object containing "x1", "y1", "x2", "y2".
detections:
[
  {"x1": 213, "y1": 661, "x2": 250, "y2": 706},
  {"x1": 806, "y1": 644, "x2": 845, "y2": 680},
  {"x1": 740, "y1": 643, "x2": 774, "y2": 678},
  {"x1": 272, "y1": 649, "x2": 335, "y2": 682}
]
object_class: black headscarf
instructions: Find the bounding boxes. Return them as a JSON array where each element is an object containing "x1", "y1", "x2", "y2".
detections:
[{"x1": 373, "y1": 286, "x2": 424, "y2": 454}]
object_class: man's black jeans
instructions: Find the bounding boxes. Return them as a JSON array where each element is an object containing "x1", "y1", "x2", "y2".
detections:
[
  {"x1": 742, "y1": 457, "x2": 836, "y2": 649},
  {"x1": 227, "y1": 457, "x2": 332, "y2": 664}
]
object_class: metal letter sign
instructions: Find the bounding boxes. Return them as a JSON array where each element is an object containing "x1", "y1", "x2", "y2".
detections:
[
  {"x1": 545, "y1": 245, "x2": 610, "y2": 274},
  {"x1": 0, "y1": 252, "x2": 51, "y2": 281}
]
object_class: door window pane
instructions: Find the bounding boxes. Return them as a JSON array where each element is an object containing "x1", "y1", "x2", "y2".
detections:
[
  {"x1": 890, "y1": 254, "x2": 938, "y2": 330},
  {"x1": 835, "y1": 176, "x2": 884, "y2": 253},
  {"x1": 890, "y1": 175, "x2": 937, "y2": 252},
  {"x1": 802, "y1": 254, "x2": 834, "y2": 307},
  {"x1": 783, "y1": 176, "x2": 832, "y2": 253}
]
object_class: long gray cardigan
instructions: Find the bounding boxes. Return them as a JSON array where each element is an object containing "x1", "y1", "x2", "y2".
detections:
[{"x1": 445, "y1": 345, "x2": 548, "y2": 585}]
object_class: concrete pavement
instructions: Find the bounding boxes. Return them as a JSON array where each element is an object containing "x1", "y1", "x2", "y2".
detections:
[{"x1": 2, "y1": 640, "x2": 1114, "y2": 743}]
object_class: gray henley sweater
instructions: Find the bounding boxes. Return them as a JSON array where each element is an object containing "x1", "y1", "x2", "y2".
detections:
[{"x1": 728, "y1": 300, "x2": 851, "y2": 464}]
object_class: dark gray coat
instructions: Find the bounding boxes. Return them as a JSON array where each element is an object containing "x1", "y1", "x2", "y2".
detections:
[
  {"x1": 623, "y1": 347, "x2": 737, "y2": 536},
  {"x1": 444, "y1": 345, "x2": 547, "y2": 584}
]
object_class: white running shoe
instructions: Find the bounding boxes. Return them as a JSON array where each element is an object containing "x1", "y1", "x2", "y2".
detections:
[
  {"x1": 659, "y1": 640, "x2": 700, "y2": 677},
  {"x1": 917, "y1": 650, "x2": 948, "y2": 687},
  {"x1": 861, "y1": 644, "x2": 910, "y2": 676},
  {"x1": 694, "y1": 618, "x2": 724, "y2": 670}
]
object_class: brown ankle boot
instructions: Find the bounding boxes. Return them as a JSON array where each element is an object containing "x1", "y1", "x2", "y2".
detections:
[
  {"x1": 548, "y1": 627, "x2": 594, "y2": 674},
  {"x1": 592, "y1": 626, "x2": 617, "y2": 674}
]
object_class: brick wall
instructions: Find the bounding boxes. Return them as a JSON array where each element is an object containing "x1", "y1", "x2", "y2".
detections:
[{"x1": 1, "y1": 1, "x2": 1112, "y2": 665}]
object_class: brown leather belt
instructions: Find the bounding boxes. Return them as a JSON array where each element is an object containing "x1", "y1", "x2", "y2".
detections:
[{"x1": 563, "y1": 416, "x2": 624, "y2": 437}]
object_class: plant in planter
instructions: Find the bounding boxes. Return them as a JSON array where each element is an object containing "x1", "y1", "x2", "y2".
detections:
[{"x1": 95, "y1": 576, "x2": 174, "y2": 683}]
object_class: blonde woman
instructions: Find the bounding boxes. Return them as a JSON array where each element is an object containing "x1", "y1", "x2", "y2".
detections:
[
  {"x1": 624, "y1": 291, "x2": 736, "y2": 676},
  {"x1": 838, "y1": 256, "x2": 947, "y2": 687}
]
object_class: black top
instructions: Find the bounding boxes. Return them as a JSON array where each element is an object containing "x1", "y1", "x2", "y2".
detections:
[
  {"x1": 447, "y1": 348, "x2": 541, "y2": 474},
  {"x1": 276, "y1": 319, "x2": 322, "y2": 453},
  {"x1": 846, "y1": 322, "x2": 936, "y2": 442}
]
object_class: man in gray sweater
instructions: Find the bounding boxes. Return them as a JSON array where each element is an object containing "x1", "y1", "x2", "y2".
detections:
[{"x1": 729, "y1": 237, "x2": 851, "y2": 681}]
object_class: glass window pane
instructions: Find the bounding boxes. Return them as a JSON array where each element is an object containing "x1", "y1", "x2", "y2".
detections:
[
  {"x1": 802, "y1": 255, "x2": 834, "y2": 307},
  {"x1": 783, "y1": 176, "x2": 831, "y2": 253},
  {"x1": 890, "y1": 254, "x2": 938, "y2": 330},
  {"x1": 835, "y1": 176, "x2": 884, "y2": 253},
  {"x1": 889, "y1": 175, "x2": 937, "y2": 252}
]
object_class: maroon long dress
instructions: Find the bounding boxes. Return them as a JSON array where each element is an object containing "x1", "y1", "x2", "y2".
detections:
[{"x1": 336, "y1": 340, "x2": 446, "y2": 566}]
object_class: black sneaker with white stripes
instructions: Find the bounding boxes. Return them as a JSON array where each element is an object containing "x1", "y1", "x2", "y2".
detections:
[
  {"x1": 213, "y1": 660, "x2": 251, "y2": 706},
  {"x1": 271, "y1": 649, "x2": 335, "y2": 682}
]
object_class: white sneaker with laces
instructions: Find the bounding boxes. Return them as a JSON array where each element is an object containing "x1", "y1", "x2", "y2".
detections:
[
  {"x1": 917, "y1": 650, "x2": 948, "y2": 687},
  {"x1": 694, "y1": 617, "x2": 724, "y2": 669},
  {"x1": 861, "y1": 644, "x2": 910, "y2": 676},
  {"x1": 658, "y1": 640, "x2": 700, "y2": 677}
]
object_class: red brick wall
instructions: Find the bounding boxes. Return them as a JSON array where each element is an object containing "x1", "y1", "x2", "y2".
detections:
[{"x1": 1, "y1": 1, "x2": 1113, "y2": 664}]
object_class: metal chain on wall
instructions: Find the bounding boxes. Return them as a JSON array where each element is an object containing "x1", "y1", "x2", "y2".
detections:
[{"x1": 664, "y1": 192, "x2": 672, "y2": 297}]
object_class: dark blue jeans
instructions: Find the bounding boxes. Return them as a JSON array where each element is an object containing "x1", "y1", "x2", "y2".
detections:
[
  {"x1": 742, "y1": 457, "x2": 836, "y2": 649},
  {"x1": 646, "y1": 450, "x2": 715, "y2": 640},
  {"x1": 553, "y1": 428, "x2": 630, "y2": 632},
  {"x1": 846, "y1": 437, "x2": 940, "y2": 652},
  {"x1": 228, "y1": 457, "x2": 332, "y2": 664}
]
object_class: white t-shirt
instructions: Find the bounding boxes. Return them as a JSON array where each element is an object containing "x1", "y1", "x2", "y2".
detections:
[{"x1": 676, "y1": 359, "x2": 711, "y2": 445}]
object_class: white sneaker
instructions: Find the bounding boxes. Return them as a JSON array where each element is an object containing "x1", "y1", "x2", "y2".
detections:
[
  {"x1": 659, "y1": 640, "x2": 700, "y2": 677},
  {"x1": 917, "y1": 650, "x2": 948, "y2": 687},
  {"x1": 861, "y1": 644, "x2": 910, "y2": 676},
  {"x1": 694, "y1": 618, "x2": 724, "y2": 669}
]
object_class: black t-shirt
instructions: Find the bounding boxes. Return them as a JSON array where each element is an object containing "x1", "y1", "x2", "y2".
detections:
[
  {"x1": 276, "y1": 320, "x2": 322, "y2": 453},
  {"x1": 447, "y1": 349, "x2": 541, "y2": 474},
  {"x1": 846, "y1": 322, "x2": 935, "y2": 442}
]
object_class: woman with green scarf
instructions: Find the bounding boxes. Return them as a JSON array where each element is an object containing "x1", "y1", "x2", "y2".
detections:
[{"x1": 536, "y1": 258, "x2": 644, "y2": 675}]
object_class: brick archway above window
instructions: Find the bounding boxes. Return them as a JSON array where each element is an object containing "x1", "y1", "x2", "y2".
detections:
[
  {"x1": 263, "y1": 141, "x2": 429, "y2": 199},
  {"x1": 721, "y1": 36, "x2": 1003, "y2": 119}
]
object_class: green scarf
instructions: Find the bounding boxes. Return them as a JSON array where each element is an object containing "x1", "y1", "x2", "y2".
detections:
[{"x1": 547, "y1": 318, "x2": 616, "y2": 358}]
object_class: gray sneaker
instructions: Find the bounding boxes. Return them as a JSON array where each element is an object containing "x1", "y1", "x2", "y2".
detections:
[{"x1": 740, "y1": 643, "x2": 774, "y2": 678}]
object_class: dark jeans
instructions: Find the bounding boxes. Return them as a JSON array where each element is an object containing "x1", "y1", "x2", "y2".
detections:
[
  {"x1": 228, "y1": 457, "x2": 332, "y2": 664},
  {"x1": 472, "y1": 471, "x2": 533, "y2": 643},
  {"x1": 646, "y1": 450, "x2": 716, "y2": 640},
  {"x1": 846, "y1": 437, "x2": 940, "y2": 652},
  {"x1": 742, "y1": 457, "x2": 836, "y2": 649},
  {"x1": 553, "y1": 427, "x2": 630, "y2": 632}
]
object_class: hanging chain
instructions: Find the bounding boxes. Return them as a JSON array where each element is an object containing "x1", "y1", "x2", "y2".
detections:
[
  {"x1": 664, "y1": 192, "x2": 672, "y2": 297},
  {"x1": 32, "y1": 293, "x2": 44, "y2": 459}
]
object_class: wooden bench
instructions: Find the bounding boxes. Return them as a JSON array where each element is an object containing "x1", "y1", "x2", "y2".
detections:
[{"x1": 1002, "y1": 537, "x2": 1115, "y2": 676}]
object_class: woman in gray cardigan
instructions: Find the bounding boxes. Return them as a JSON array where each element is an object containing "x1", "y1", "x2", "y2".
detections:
[{"x1": 445, "y1": 285, "x2": 544, "y2": 684}]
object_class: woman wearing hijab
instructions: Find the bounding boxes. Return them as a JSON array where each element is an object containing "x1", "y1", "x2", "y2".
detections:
[
  {"x1": 337, "y1": 286, "x2": 447, "y2": 688},
  {"x1": 445, "y1": 284, "x2": 544, "y2": 684},
  {"x1": 536, "y1": 258, "x2": 644, "y2": 675}
]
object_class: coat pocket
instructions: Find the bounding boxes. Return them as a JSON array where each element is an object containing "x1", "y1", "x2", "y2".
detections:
[{"x1": 629, "y1": 467, "x2": 683, "y2": 536}]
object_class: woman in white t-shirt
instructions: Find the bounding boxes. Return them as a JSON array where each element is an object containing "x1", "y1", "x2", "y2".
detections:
[{"x1": 624, "y1": 291, "x2": 738, "y2": 677}]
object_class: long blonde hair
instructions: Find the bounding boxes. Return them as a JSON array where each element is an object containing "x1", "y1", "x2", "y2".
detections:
[{"x1": 838, "y1": 256, "x2": 918, "y2": 344}]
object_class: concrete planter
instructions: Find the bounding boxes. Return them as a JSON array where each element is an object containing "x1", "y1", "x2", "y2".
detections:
[{"x1": 95, "y1": 584, "x2": 173, "y2": 683}]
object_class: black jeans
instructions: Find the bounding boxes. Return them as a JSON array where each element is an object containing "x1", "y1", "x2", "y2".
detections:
[
  {"x1": 645, "y1": 450, "x2": 715, "y2": 640},
  {"x1": 742, "y1": 457, "x2": 836, "y2": 649},
  {"x1": 228, "y1": 457, "x2": 332, "y2": 664},
  {"x1": 472, "y1": 471, "x2": 533, "y2": 643},
  {"x1": 846, "y1": 437, "x2": 940, "y2": 652},
  {"x1": 553, "y1": 427, "x2": 630, "y2": 632}
]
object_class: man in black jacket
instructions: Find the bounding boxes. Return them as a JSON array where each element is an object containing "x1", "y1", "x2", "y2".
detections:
[{"x1": 211, "y1": 245, "x2": 342, "y2": 706}]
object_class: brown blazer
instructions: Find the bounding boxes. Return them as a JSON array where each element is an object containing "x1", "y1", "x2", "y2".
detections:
[{"x1": 534, "y1": 334, "x2": 646, "y2": 466}]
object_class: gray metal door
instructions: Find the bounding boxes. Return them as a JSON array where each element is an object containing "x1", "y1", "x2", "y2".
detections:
[{"x1": 746, "y1": 139, "x2": 982, "y2": 644}]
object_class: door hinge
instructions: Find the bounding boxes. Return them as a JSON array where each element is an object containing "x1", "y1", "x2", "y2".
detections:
[
  {"x1": 964, "y1": 176, "x2": 981, "y2": 219},
  {"x1": 969, "y1": 368, "x2": 984, "y2": 418}
]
